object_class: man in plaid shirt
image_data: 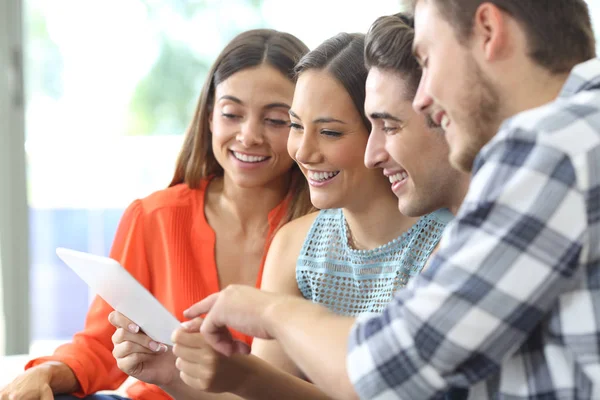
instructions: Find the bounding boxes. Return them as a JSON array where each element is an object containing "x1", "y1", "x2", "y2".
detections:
[{"x1": 184, "y1": 1, "x2": 600, "y2": 399}]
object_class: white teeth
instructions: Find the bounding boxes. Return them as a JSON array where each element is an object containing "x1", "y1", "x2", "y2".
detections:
[
  {"x1": 388, "y1": 171, "x2": 408, "y2": 184},
  {"x1": 308, "y1": 170, "x2": 340, "y2": 182},
  {"x1": 441, "y1": 115, "x2": 450, "y2": 130},
  {"x1": 232, "y1": 151, "x2": 268, "y2": 163}
]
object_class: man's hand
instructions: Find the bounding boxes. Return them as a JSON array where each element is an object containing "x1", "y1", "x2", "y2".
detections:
[{"x1": 184, "y1": 285, "x2": 288, "y2": 356}]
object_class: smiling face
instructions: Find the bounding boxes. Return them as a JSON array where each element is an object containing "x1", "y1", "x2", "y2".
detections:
[
  {"x1": 209, "y1": 64, "x2": 296, "y2": 188},
  {"x1": 411, "y1": 0, "x2": 502, "y2": 172},
  {"x1": 287, "y1": 69, "x2": 384, "y2": 210},
  {"x1": 364, "y1": 67, "x2": 461, "y2": 216}
]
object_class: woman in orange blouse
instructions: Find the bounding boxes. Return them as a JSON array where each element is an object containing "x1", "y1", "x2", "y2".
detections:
[{"x1": 0, "y1": 29, "x2": 312, "y2": 400}]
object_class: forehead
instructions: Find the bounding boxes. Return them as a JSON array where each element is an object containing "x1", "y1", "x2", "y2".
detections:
[
  {"x1": 365, "y1": 68, "x2": 413, "y2": 108},
  {"x1": 413, "y1": 0, "x2": 438, "y2": 51},
  {"x1": 215, "y1": 64, "x2": 294, "y2": 102},
  {"x1": 292, "y1": 69, "x2": 358, "y2": 118}
]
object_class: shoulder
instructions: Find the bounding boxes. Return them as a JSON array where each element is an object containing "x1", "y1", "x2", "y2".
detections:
[
  {"x1": 487, "y1": 93, "x2": 600, "y2": 161},
  {"x1": 136, "y1": 181, "x2": 206, "y2": 216},
  {"x1": 272, "y1": 211, "x2": 321, "y2": 247}
]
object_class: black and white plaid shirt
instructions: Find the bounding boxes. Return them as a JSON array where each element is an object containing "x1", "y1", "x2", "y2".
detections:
[{"x1": 347, "y1": 58, "x2": 600, "y2": 399}]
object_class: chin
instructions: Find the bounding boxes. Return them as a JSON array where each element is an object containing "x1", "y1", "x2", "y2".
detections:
[
  {"x1": 449, "y1": 149, "x2": 475, "y2": 173},
  {"x1": 309, "y1": 194, "x2": 341, "y2": 211},
  {"x1": 397, "y1": 197, "x2": 426, "y2": 218}
]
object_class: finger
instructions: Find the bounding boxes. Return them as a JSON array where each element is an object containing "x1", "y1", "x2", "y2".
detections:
[
  {"x1": 113, "y1": 339, "x2": 157, "y2": 359},
  {"x1": 200, "y1": 321, "x2": 236, "y2": 357},
  {"x1": 108, "y1": 311, "x2": 139, "y2": 333},
  {"x1": 172, "y1": 342, "x2": 207, "y2": 360},
  {"x1": 233, "y1": 340, "x2": 251, "y2": 355},
  {"x1": 117, "y1": 352, "x2": 155, "y2": 376},
  {"x1": 179, "y1": 371, "x2": 205, "y2": 391},
  {"x1": 112, "y1": 327, "x2": 168, "y2": 353},
  {"x1": 172, "y1": 329, "x2": 207, "y2": 349},
  {"x1": 184, "y1": 293, "x2": 219, "y2": 319},
  {"x1": 175, "y1": 356, "x2": 208, "y2": 377},
  {"x1": 180, "y1": 317, "x2": 203, "y2": 331}
]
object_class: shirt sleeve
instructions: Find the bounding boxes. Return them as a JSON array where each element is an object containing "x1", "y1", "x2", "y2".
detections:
[
  {"x1": 26, "y1": 200, "x2": 152, "y2": 396},
  {"x1": 347, "y1": 132, "x2": 587, "y2": 399}
]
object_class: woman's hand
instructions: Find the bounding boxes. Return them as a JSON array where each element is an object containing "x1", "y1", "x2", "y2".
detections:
[
  {"x1": 0, "y1": 365, "x2": 55, "y2": 400},
  {"x1": 172, "y1": 318, "x2": 250, "y2": 394},
  {"x1": 108, "y1": 311, "x2": 179, "y2": 386}
]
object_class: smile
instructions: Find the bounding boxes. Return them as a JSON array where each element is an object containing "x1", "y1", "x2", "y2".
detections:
[
  {"x1": 388, "y1": 171, "x2": 408, "y2": 184},
  {"x1": 231, "y1": 151, "x2": 270, "y2": 163},
  {"x1": 306, "y1": 170, "x2": 340, "y2": 186}
]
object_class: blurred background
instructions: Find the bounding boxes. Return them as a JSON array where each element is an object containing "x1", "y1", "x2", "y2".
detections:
[
  {"x1": 0, "y1": 0, "x2": 408, "y2": 357},
  {"x1": 1, "y1": 0, "x2": 600, "y2": 358}
]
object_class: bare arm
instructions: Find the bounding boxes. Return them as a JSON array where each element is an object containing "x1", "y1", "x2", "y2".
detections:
[
  {"x1": 250, "y1": 213, "x2": 318, "y2": 378},
  {"x1": 168, "y1": 213, "x2": 332, "y2": 400}
]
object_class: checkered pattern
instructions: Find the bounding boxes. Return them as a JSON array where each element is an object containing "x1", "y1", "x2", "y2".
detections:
[{"x1": 347, "y1": 58, "x2": 600, "y2": 400}]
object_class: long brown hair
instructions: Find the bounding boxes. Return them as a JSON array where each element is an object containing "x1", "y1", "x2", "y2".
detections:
[{"x1": 170, "y1": 29, "x2": 314, "y2": 225}]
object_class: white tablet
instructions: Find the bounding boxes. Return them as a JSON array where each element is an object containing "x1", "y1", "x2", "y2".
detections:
[{"x1": 56, "y1": 247, "x2": 181, "y2": 345}]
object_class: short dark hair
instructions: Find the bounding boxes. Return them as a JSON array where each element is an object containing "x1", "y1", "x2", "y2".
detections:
[
  {"x1": 294, "y1": 33, "x2": 371, "y2": 130},
  {"x1": 412, "y1": 0, "x2": 596, "y2": 74},
  {"x1": 365, "y1": 13, "x2": 421, "y2": 98}
]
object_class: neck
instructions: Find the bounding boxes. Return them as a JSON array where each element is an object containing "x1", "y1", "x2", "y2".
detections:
[
  {"x1": 342, "y1": 181, "x2": 418, "y2": 250},
  {"x1": 214, "y1": 172, "x2": 291, "y2": 231},
  {"x1": 448, "y1": 172, "x2": 471, "y2": 215},
  {"x1": 501, "y1": 65, "x2": 570, "y2": 123}
]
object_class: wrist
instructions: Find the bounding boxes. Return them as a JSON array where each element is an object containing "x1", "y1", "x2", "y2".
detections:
[
  {"x1": 41, "y1": 361, "x2": 80, "y2": 394},
  {"x1": 262, "y1": 294, "x2": 296, "y2": 340}
]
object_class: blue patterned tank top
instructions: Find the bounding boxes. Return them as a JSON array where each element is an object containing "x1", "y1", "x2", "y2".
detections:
[{"x1": 296, "y1": 208, "x2": 453, "y2": 316}]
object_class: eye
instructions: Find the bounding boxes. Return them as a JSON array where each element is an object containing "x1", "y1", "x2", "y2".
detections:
[
  {"x1": 221, "y1": 112, "x2": 241, "y2": 120},
  {"x1": 383, "y1": 126, "x2": 399, "y2": 135},
  {"x1": 265, "y1": 118, "x2": 290, "y2": 127},
  {"x1": 321, "y1": 129, "x2": 342, "y2": 138},
  {"x1": 289, "y1": 122, "x2": 303, "y2": 131}
]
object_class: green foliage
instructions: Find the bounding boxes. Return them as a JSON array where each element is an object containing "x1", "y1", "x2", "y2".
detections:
[{"x1": 126, "y1": 38, "x2": 209, "y2": 136}]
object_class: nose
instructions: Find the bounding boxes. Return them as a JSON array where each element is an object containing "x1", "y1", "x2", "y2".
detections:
[
  {"x1": 412, "y1": 72, "x2": 434, "y2": 115},
  {"x1": 236, "y1": 118, "x2": 265, "y2": 147},
  {"x1": 292, "y1": 131, "x2": 321, "y2": 165},
  {"x1": 364, "y1": 129, "x2": 388, "y2": 169}
]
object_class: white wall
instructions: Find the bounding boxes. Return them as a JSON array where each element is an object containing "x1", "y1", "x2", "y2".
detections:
[{"x1": 0, "y1": 0, "x2": 29, "y2": 355}]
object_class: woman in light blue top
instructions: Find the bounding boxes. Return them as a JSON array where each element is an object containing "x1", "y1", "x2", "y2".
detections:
[
  {"x1": 110, "y1": 32, "x2": 454, "y2": 400},
  {"x1": 174, "y1": 32, "x2": 450, "y2": 399}
]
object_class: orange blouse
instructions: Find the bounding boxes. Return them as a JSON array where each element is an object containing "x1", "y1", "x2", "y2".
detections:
[{"x1": 26, "y1": 179, "x2": 289, "y2": 400}]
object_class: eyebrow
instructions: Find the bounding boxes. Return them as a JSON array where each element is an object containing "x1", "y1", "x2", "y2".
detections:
[
  {"x1": 289, "y1": 109, "x2": 346, "y2": 124},
  {"x1": 369, "y1": 112, "x2": 403, "y2": 122},
  {"x1": 219, "y1": 95, "x2": 291, "y2": 110}
]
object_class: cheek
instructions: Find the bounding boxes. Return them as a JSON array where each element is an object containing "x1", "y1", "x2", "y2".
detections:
[
  {"x1": 336, "y1": 142, "x2": 367, "y2": 169},
  {"x1": 287, "y1": 134, "x2": 300, "y2": 159},
  {"x1": 210, "y1": 118, "x2": 231, "y2": 143},
  {"x1": 266, "y1": 130, "x2": 293, "y2": 161}
]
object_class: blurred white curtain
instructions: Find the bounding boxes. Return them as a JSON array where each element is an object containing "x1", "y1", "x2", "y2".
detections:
[{"x1": 0, "y1": 0, "x2": 29, "y2": 355}]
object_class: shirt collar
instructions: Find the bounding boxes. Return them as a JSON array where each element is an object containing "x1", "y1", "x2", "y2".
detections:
[{"x1": 559, "y1": 58, "x2": 600, "y2": 98}]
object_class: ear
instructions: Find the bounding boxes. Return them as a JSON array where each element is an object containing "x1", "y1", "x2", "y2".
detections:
[{"x1": 472, "y1": 3, "x2": 509, "y2": 62}]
